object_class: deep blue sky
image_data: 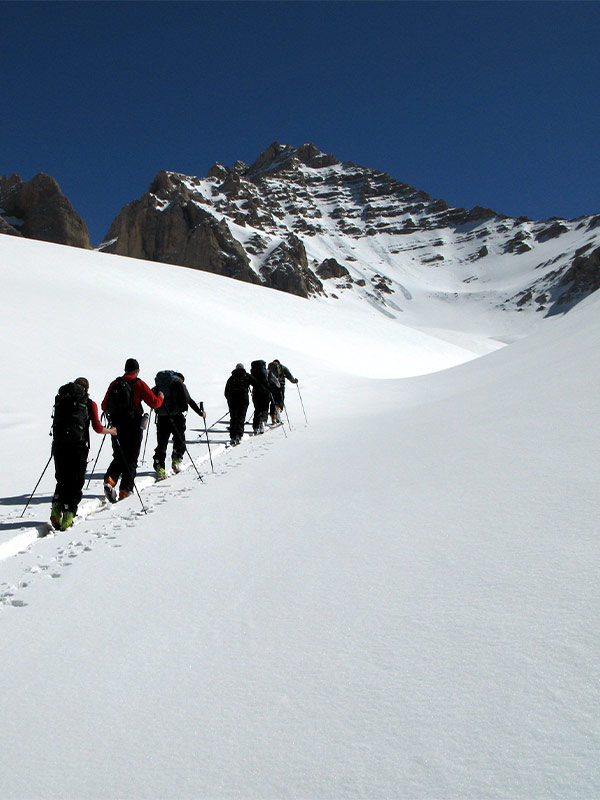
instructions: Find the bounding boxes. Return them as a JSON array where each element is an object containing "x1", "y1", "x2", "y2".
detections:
[{"x1": 3, "y1": 1, "x2": 599, "y2": 244}]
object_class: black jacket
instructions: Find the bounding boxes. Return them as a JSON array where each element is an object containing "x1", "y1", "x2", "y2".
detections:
[{"x1": 225, "y1": 367, "x2": 256, "y2": 402}]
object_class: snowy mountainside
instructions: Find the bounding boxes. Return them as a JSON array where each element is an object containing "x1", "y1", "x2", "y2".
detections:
[
  {"x1": 101, "y1": 142, "x2": 600, "y2": 320},
  {"x1": 0, "y1": 231, "x2": 599, "y2": 799}
]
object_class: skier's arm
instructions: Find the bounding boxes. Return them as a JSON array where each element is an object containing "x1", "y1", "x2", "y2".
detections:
[
  {"x1": 138, "y1": 380, "x2": 164, "y2": 410},
  {"x1": 188, "y1": 397, "x2": 206, "y2": 418},
  {"x1": 90, "y1": 400, "x2": 117, "y2": 436},
  {"x1": 283, "y1": 366, "x2": 297, "y2": 383}
]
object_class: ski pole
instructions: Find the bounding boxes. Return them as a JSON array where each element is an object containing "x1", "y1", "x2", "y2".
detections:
[
  {"x1": 21, "y1": 450, "x2": 53, "y2": 518},
  {"x1": 114, "y1": 436, "x2": 147, "y2": 514},
  {"x1": 200, "y1": 403, "x2": 214, "y2": 473},
  {"x1": 282, "y1": 402, "x2": 292, "y2": 431},
  {"x1": 165, "y1": 408, "x2": 204, "y2": 482},
  {"x1": 269, "y1": 393, "x2": 287, "y2": 437},
  {"x1": 86, "y1": 433, "x2": 107, "y2": 489},
  {"x1": 205, "y1": 410, "x2": 229, "y2": 435},
  {"x1": 141, "y1": 410, "x2": 153, "y2": 464},
  {"x1": 296, "y1": 382, "x2": 308, "y2": 424}
]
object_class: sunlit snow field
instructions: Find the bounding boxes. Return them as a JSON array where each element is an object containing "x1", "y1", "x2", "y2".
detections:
[{"x1": 0, "y1": 235, "x2": 598, "y2": 799}]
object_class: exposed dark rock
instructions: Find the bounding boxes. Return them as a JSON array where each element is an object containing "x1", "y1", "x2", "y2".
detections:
[
  {"x1": 504, "y1": 231, "x2": 532, "y2": 254},
  {"x1": 535, "y1": 221, "x2": 569, "y2": 242},
  {"x1": 372, "y1": 274, "x2": 394, "y2": 294},
  {"x1": 245, "y1": 233, "x2": 269, "y2": 255},
  {"x1": 587, "y1": 215, "x2": 600, "y2": 231},
  {"x1": 259, "y1": 234, "x2": 323, "y2": 297},
  {"x1": 516, "y1": 290, "x2": 533, "y2": 307},
  {"x1": 245, "y1": 141, "x2": 339, "y2": 178},
  {"x1": 102, "y1": 175, "x2": 259, "y2": 284},
  {"x1": 0, "y1": 217, "x2": 22, "y2": 237},
  {"x1": 207, "y1": 162, "x2": 229, "y2": 181},
  {"x1": 221, "y1": 172, "x2": 243, "y2": 196},
  {"x1": 443, "y1": 205, "x2": 503, "y2": 227},
  {"x1": 0, "y1": 173, "x2": 91, "y2": 248},
  {"x1": 555, "y1": 246, "x2": 600, "y2": 306},
  {"x1": 295, "y1": 143, "x2": 340, "y2": 169},
  {"x1": 316, "y1": 258, "x2": 350, "y2": 280}
]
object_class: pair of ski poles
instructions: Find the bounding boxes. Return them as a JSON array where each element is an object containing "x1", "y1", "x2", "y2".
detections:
[
  {"x1": 141, "y1": 407, "x2": 212, "y2": 475},
  {"x1": 20, "y1": 430, "x2": 148, "y2": 518}
]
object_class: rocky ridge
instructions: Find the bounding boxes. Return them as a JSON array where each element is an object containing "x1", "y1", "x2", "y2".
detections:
[
  {"x1": 99, "y1": 142, "x2": 600, "y2": 315},
  {"x1": 2, "y1": 144, "x2": 599, "y2": 317},
  {"x1": 0, "y1": 174, "x2": 91, "y2": 249}
]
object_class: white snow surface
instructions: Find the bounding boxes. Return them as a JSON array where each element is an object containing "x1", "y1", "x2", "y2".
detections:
[{"x1": 0, "y1": 235, "x2": 598, "y2": 799}]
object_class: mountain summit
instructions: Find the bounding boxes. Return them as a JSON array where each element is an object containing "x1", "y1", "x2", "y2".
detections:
[
  {"x1": 2, "y1": 143, "x2": 599, "y2": 315},
  {"x1": 99, "y1": 142, "x2": 600, "y2": 315}
]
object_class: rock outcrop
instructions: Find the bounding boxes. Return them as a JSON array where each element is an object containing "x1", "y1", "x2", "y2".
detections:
[
  {"x1": 0, "y1": 174, "x2": 91, "y2": 248},
  {"x1": 103, "y1": 172, "x2": 258, "y2": 284},
  {"x1": 555, "y1": 246, "x2": 600, "y2": 307},
  {"x1": 0, "y1": 216, "x2": 22, "y2": 237}
]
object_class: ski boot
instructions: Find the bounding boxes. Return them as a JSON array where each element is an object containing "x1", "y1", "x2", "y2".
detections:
[
  {"x1": 50, "y1": 502, "x2": 63, "y2": 530},
  {"x1": 60, "y1": 511, "x2": 75, "y2": 531},
  {"x1": 104, "y1": 476, "x2": 117, "y2": 504}
]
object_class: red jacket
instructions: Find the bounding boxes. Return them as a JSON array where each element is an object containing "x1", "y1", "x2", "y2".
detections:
[
  {"x1": 89, "y1": 399, "x2": 104, "y2": 434},
  {"x1": 102, "y1": 373, "x2": 163, "y2": 417}
]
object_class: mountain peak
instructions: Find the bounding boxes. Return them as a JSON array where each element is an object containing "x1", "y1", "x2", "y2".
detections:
[{"x1": 246, "y1": 142, "x2": 339, "y2": 177}]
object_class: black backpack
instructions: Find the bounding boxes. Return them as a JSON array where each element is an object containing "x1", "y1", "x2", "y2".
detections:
[
  {"x1": 250, "y1": 360, "x2": 268, "y2": 387},
  {"x1": 53, "y1": 382, "x2": 90, "y2": 445},
  {"x1": 154, "y1": 370, "x2": 185, "y2": 415},
  {"x1": 227, "y1": 369, "x2": 249, "y2": 398},
  {"x1": 105, "y1": 376, "x2": 138, "y2": 424}
]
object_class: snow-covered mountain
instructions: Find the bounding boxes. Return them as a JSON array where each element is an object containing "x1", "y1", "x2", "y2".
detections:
[
  {"x1": 0, "y1": 171, "x2": 599, "y2": 798},
  {"x1": 100, "y1": 142, "x2": 600, "y2": 317}
]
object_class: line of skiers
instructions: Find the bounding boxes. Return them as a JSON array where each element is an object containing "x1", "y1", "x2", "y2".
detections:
[
  {"x1": 225, "y1": 359, "x2": 298, "y2": 445},
  {"x1": 48, "y1": 357, "x2": 296, "y2": 531}
]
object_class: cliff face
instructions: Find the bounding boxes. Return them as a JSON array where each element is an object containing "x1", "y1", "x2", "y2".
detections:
[
  {"x1": 0, "y1": 174, "x2": 91, "y2": 249},
  {"x1": 104, "y1": 173, "x2": 259, "y2": 285}
]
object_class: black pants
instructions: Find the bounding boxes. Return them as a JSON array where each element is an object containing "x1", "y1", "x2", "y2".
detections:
[
  {"x1": 153, "y1": 413, "x2": 186, "y2": 468},
  {"x1": 53, "y1": 441, "x2": 89, "y2": 512},
  {"x1": 105, "y1": 421, "x2": 143, "y2": 493},
  {"x1": 252, "y1": 389, "x2": 269, "y2": 431},
  {"x1": 227, "y1": 398, "x2": 248, "y2": 441}
]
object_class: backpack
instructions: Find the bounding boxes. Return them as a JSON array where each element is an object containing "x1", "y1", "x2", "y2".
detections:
[
  {"x1": 227, "y1": 369, "x2": 248, "y2": 398},
  {"x1": 105, "y1": 376, "x2": 138, "y2": 424},
  {"x1": 52, "y1": 382, "x2": 90, "y2": 445},
  {"x1": 154, "y1": 370, "x2": 185, "y2": 415},
  {"x1": 250, "y1": 360, "x2": 268, "y2": 386}
]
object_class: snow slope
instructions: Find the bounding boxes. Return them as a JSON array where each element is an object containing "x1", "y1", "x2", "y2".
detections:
[{"x1": 0, "y1": 235, "x2": 598, "y2": 799}]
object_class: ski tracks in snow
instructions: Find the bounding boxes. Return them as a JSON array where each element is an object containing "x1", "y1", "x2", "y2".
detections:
[{"x1": 0, "y1": 421, "x2": 290, "y2": 611}]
